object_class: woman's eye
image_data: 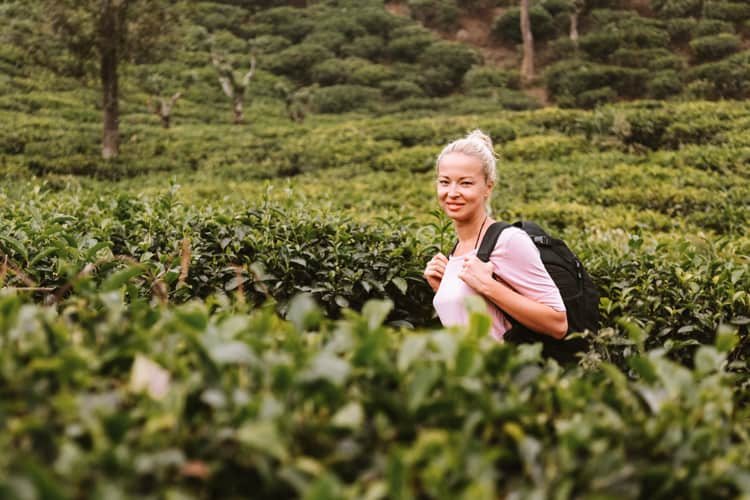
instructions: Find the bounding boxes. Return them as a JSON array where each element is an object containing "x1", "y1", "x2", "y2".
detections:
[{"x1": 461, "y1": 182, "x2": 473, "y2": 186}]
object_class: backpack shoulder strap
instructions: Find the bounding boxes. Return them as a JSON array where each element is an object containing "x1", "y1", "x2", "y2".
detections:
[{"x1": 476, "y1": 221, "x2": 513, "y2": 262}]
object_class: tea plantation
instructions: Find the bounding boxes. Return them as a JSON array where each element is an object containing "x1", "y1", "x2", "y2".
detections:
[{"x1": 2, "y1": 0, "x2": 750, "y2": 498}]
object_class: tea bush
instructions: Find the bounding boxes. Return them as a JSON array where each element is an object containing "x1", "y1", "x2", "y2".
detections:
[
  {"x1": 689, "y1": 33, "x2": 742, "y2": 63},
  {"x1": 407, "y1": 0, "x2": 460, "y2": 31},
  {"x1": 702, "y1": 0, "x2": 750, "y2": 22},
  {"x1": 492, "y1": 6, "x2": 558, "y2": 44},
  {"x1": 265, "y1": 43, "x2": 334, "y2": 83},
  {"x1": 462, "y1": 66, "x2": 521, "y2": 94},
  {"x1": 251, "y1": 6, "x2": 314, "y2": 42},
  {"x1": 692, "y1": 19, "x2": 736, "y2": 38},
  {"x1": 0, "y1": 293, "x2": 747, "y2": 498},
  {"x1": 310, "y1": 85, "x2": 381, "y2": 113},
  {"x1": 687, "y1": 52, "x2": 750, "y2": 99},
  {"x1": 647, "y1": 70, "x2": 683, "y2": 99}
]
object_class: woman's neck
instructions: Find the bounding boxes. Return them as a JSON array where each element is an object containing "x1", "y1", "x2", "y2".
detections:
[{"x1": 454, "y1": 212, "x2": 490, "y2": 247}]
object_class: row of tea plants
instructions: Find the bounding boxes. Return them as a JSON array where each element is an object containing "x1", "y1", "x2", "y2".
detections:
[{"x1": 1, "y1": 288, "x2": 748, "y2": 498}]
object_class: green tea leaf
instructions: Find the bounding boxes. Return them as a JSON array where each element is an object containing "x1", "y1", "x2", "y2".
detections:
[
  {"x1": 0, "y1": 233, "x2": 28, "y2": 263},
  {"x1": 391, "y1": 277, "x2": 407, "y2": 294},
  {"x1": 362, "y1": 299, "x2": 393, "y2": 331},
  {"x1": 331, "y1": 402, "x2": 364, "y2": 429},
  {"x1": 715, "y1": 324, "x2": 739, "y2": 352},
  {"x1": 100, "y1": 265, "x2": 145, "y2": 292},
  {"x1": 397, "y1": 335, "x2": 428, "y2": 372},
  {"x1": 237, "y1": 421, "x2": 288, "y2": 462},
  {"x1": 407, "y1": 364, "x2": 440, "y2": 412}
]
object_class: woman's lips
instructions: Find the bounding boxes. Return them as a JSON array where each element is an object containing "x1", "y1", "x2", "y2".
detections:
[{"x1": 445, "y1": 203, "x2": 463, "y2": 210}]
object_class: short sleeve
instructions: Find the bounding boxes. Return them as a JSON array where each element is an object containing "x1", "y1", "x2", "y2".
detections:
[{"x1": 489, "y1": 228, "x2": 566, "y2": 312}]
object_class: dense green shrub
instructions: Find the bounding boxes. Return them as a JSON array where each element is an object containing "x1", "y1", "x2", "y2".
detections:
[
  {"x1": 187, "y1": 2, "x2": 250, "y2": 33},
  {"x1": 462, "y1": 66, "x2": 521, "y2": 93},
  {"x1": 579, "y1": 31, "x2": 622, "y2": 61},
  {"x1": 651, "y1": 54, "x2": 687, "y2": 72},
  {"x1": 692, "y1": 19, "x2": 735, "y2": 37},
  {"x1": 386, "y1": 26, "x2": 435, "y2": 62},
  {"x1": 251, "y1": 6, "x2": 314, "y2": 42},
  {"x1": 689, "y1": 33, "x2": 741, "y2": 63},
  {"x1": 417, "y1": 41, "x2": 481, "y2": 96},
  {"x1": 546, "y1": 60, "x2": 647, "y2": 106},
  {"x1": 702, "y1": 1, "x2": 750, "y2": 22},
  {"x1": 302, "y1": 30, "x2": 347, "y2": 53},
  {"x1": 661, "y1": 116, "x2": 730, "y2": 148},
  {"x1": 539, "y1": 0, "x2": 575, "y2": 16},
  {"x1": 687, "y1": 52, "x2": 750, "y2": 99},
  {"x1": 647, "y1": 70, "x2": 683, "y2": 99},
  {"x1": 249, "y1": 35, "x2": 292, "y2": 55},
  {"x1": 0, "y1": 291, "x2": 747, "y2": 498},
  {"x1": 313, "y1": 15, "x2": 367, "y2": 41},
  {"x1": 350, "y1": 62, "x2": 394, "y2": 86},
  {"x1": 609, "y1": 48, "x2": 674, "y2": 68},
  {"x1": 665, "y1": 17, "x2": 697, "y2": 42},
  {"x1": 652, "y1": 0, "x2": 702, "y2": 17},
  {"x1": 588, "y1": 7, "x2": 637, "y2": 26},
  {"x1": 310, "y1": 58, "x2": 393, "y2": 87},
  {"x1": 581, "y1": 16, "x2": 670, "y2": 61},
  {"x1": 341, "y1": 35, "x2": 386, "y2": 60},
  {"x1": 354, "y1": 6, "x2": 407, "y2": 38},
  {"x1": 683, "y1": 79, "x2": 716, "y2": 100},
  {"x1": 374, "y1": 145, "x2": 440, "y2": 172},
  {"x1": 310, "y1": 58, "x2": 365, "y2": 86},
  {"x1": 380, "y1": 80, "x2": 426, "y2": 100},
  {"x1": 546, "y1": 37, "x2": 579, "y2": 62},
  {"x1": 310, "y1": 84, "x2": 381, "y2": 113},
  {"x1": 577, "y1": 86, "x2": 618, "y2": 109},
  {"x1": 501, "y1": 133, "x2": 591, "y2": 160},
  {"x1": 408, "y1": 0, "x2": 460, "y2": 31},
  {"x1": 492, "y1": 6, "x2": 557, "y2": 44},
  {"x1": 209, "y1": 30, "x2": 248, "y2": 55},
  {"x1": 266, "y1": 43, "x2": 333, "y2": 83}
]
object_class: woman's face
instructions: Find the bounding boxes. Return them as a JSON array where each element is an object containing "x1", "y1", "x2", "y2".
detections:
[{"x1": 436, "y1": 152, "x2": 493, "y2": 222}]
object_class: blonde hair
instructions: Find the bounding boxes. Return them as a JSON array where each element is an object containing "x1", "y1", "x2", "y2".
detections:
[{"x1": 435, "y1": 129, "x2": 497, "y2": 184}]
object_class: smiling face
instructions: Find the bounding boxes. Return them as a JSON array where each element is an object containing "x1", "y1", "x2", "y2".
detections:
[{"x1": 436, "y1": 152, "x2": 494, "y2": 223}]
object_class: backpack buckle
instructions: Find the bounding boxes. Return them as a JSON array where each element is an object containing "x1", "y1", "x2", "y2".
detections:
[{"x1": 532, "y1": 235, "x2": 552, "y2": 246}]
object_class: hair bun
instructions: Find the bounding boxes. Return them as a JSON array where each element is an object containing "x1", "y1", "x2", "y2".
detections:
[{"x1": 466, "y1": 129, "x2": 494, "y2": 154}]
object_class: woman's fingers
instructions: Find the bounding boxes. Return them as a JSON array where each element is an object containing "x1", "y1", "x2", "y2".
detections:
[{"x1": 424, "y1": 253, "x2": 448, "y2": 292}]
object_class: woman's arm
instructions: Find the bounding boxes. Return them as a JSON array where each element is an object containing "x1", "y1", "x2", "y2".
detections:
[
  {"x1": 471, "y1": 267, "x2": 567, "y2": 338},
  {"x1": 458, "y1": 231, "x2": 568, "y2": 339}
]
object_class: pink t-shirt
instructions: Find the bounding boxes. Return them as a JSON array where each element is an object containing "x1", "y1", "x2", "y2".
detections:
[{"x1": 433, "y1": 227, "x2": 565, "y2": 341}]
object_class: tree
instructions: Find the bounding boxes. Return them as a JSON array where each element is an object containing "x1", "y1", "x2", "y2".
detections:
[
  {"x1": 275, "y1": 83, "x2": 314, "y2": 123},
  {"x1": 520, "y1": 0, "x2": 534, "y2": 84},
  {"x1": 570, "y1": 0, "x2": 585, "y2": 45},
  {"x1": 211, "y1": 53, "x2": 257, "y2": 124},
  {"x1": 148, "y1": 92, "x2": 183, "y2": 129},
  {"x1": 44, "y1": 0, "x2": 174, "y2": 159}
]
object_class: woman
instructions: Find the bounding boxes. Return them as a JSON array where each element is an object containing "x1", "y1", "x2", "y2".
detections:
[{"x1": 423, "y1": 130, "x2": 567, "y2": 342}]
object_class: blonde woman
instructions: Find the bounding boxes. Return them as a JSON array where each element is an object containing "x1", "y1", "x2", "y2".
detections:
[{"x1": 423, "y1": 130, "x2": 568, "y2": 343}]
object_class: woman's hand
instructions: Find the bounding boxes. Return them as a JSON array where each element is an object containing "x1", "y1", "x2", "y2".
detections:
[
  {"x1": 424, "y1": 253, "x2": 448, "y2": 292},
  {"x1": 458, "y1": 255, "x2": 495, "y2": 294},
  {"x1": 461, "y1": 256, "x2": 568, "y2": 339}
]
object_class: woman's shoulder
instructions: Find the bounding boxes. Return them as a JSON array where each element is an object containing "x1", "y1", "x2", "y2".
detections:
[
  {"x1": 495, "y1": 225, "x2": 528, "y2": 245},
  {"x1": 491, "y1": 225, "x2": 536, "y2": 257}
]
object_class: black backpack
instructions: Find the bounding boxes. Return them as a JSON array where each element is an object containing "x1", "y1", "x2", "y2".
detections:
[{"x1": 473, "y1": 221, "x2": 600, "y2": 363}]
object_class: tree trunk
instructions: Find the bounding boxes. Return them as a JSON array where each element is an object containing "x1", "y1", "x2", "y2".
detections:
[
  {"x1": 100, "y1": 1, "x2": 121, "y2": 159},
  {"x1": 520, "y1": 0, "x2": 534, "y2": 85},
  {"x1": 233, "y1": 97, "x2": 244, "y2": 124},
  {"x1": 233, "y1": 87, "x2": 245, "y2": 124},
  {"x1": 570, "y1": 12, "x2": 579, "y2": 45}
]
